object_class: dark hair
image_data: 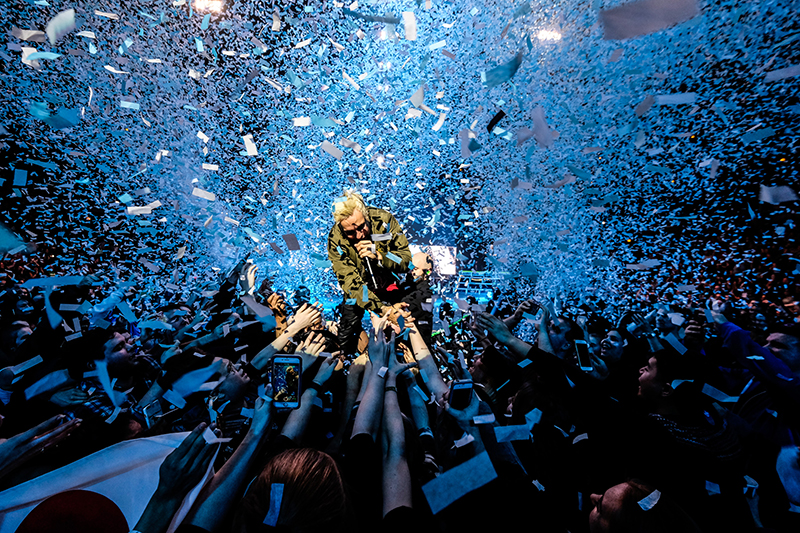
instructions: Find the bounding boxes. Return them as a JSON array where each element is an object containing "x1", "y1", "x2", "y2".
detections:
[
  {"x1": 559, "y1": 316, "x2": 584, "y2": 345},
  {"x1": 233, "y1": 448, "x2": 349, "y2": 533},
  {"x1": 157, "y1": 302, "x2": 191, "y2": 313},
  {"x1": 605, "y1": 480, "x2": 703, "y2": 533},
  {"x1": 651, "y1": 349, "x2": 695, "y2": 385},
  {"x1": 772, "y1": 324, "x2": 800, "y2": 341},
  {"x1": 67, "y1": 328, "x2": 116, "y2": 363}
]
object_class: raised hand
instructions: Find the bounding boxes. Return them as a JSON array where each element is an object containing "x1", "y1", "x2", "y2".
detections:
[
  {"x1": 367, "y1": 317, "x2": 393, "y2": 367},
  {"x1": 250, "y1": 388, "x2": 274, "y2": 435},
  {"x1": 266, "y1": 292, "x2": 287, "y2": 316},
  {"x1": 354, "y1": 240, "x2": 380, "y2": 260},
  {"x1": 476, "y1": 312, "x2": 513, "y2": 344},
  {"x1": 239, "y1": 262, "x2": 258, "y2": 293},
  {"x1": 287, "y1": 303, "x2": 323, "y2": 333},
  {"x1": 387, "y1": 344, "x2": 418, "y2": 378},
  {"x1": 683, "y1": 320, "x2": 705, "y2": 349},
  {"x1": 443, "y1": 375, "x2": 480, "y2": 429},
  {"x1": 313, "y1": 356, "x2": 341, "y2": 385},
  {"x1": 513, "y1": 299, "x2": 538, "y2": 319},
  {"x1": 155, "y1": 424, "x2": 217, "y2": 501},
  {"x1": 296, "y1": 331, "x2": 327, "y2": 357},
  {"x1": 49, "y1": 387, "x2": 89, "y2": 407},
  {"x1": 0, "y1": 415, "x2": 82, "y2": 480}
]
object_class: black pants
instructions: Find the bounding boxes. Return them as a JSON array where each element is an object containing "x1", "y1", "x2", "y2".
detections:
[
  {"x1": 337, "y1": 291, "x2": 434, "y2": 355},
  {"x1": 337, "y1": 302, "x2": 368, "y2": 355},
  {"x1": 337, "y1": 286, "x2": 402, "y2": 355}
]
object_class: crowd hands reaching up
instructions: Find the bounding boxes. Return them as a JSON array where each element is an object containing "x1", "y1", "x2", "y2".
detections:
[{"x1": 0, "y1": 259, "x2": 799, "y2": 533}]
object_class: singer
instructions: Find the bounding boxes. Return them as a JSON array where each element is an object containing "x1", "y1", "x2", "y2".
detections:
[{"x1": 328, "y1": 191, "x2": 412, "y2": 353}]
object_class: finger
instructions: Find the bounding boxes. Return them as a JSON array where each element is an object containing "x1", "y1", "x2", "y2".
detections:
[
  {"x1": 36, "y1": 418, "x2": 82, "y2": 450},
  {"x1": 20, "y1": 415, "x2": 65, "y2": 442},
  {"x1": 188, "y1": 441, "x2": 217, "y2": 475},
  {"x1": 186, "y1": 425, "x2": 214, "y2": 462},
  {"x1": 399, "y1": 362, "x2": 418, "y2": 374},
  {"x1": 178, "y1": 422, "x2": 209, "y2": 461}
]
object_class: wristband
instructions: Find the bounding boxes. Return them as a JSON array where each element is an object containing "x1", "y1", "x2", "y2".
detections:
[
  {"x1": 306, "y1": 381, "x2": 324, "y2": 394},
  {"x1": 384, "y1": 386, "x2": 398, "y2": 393}
]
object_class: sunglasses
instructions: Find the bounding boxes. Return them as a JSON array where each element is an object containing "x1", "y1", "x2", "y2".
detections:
[{"x1": 341, "y1": 220, "x2": 368, "y2": 237}]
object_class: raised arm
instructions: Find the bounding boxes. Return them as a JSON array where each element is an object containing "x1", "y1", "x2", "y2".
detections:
[
  {"x1": 503, "y1": 299, "x2": 536, "y2": 331},
  {"x1": 476, "y1": 312, "x2": 533, "y2": 361},
  {"x1": 407, "y1": 319, "x2": 448, "y2": 402},
  {"x1": 183, "y1": 395, "x2": 274, "y2": 532},
  {"x1": 250, "y1": 303, "x2": 322, "y2": 371},
  {"x1": 381, "y1": 352, "x2": 417, "y2": 516},
  {"x1": 715, "y1": 315, "x2": 800, "y2": 405},
  {"x1": 134, "y1": 424, "x2": 217, "y2": 533},
  {"x1": 281, "y1": 356, "x2": 339, "y2": 443},
  {"x1": 352, "y1": 320, "x2": 392, "y2": 441}
]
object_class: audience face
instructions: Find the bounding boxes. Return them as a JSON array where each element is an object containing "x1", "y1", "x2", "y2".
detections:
[
  {"x1": 469, "y1": 352, "x2": 487, "y2": 383},
  {"x1": 638, "y1": 356, "x2": 665, "y2": 400},
  {"x1": 102, "y1": 332, "x2": 136, "y2": 372},
  {"x1": 588, "y1": 334, "x2": 602, "y2": 359},
  {"x1": 164, "y1": 306, "x2": 192, "y2": 331},
  {"x1": 600, "y1": 330, "x2": 625, "y2": 365},
  {"x1": 765, "y1": 333, "x2": 800, "y2": 374},
  {"x1": 656, "y1": 309, "x2": 678, "y2": 333},
  {"x1": 14, "y1": 298, "x2": 35, "y2": 318},
  {"x1": 548, "y1": 317, "x2": 571, "y2": 356}
]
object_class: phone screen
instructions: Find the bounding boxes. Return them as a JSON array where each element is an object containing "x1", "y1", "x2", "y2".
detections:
[
  {"x1": 272, "y1": 357, "x2": 302, "y2": 408},
  {"x1": 575, "y1": 340, "x2": 592, "y2": 371}
]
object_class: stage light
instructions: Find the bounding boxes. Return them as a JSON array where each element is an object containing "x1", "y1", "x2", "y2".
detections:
[
  {"x1": 195, "y1": 0, "x2": 223, "y2": 12},
  {"x1": 537, "y1": 30, "x2": 562, "y2": 41}
]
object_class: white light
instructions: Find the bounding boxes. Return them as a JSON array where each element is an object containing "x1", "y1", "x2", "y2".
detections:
[
  {"x1": 537, "y1": 30, "x2": 562, "y2": 41},
  {"x1": 195, "y1": 0, "x2": 222, "y2": 11}
]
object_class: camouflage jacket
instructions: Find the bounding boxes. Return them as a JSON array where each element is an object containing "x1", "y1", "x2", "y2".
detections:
[{"x1": 327, "y1": 207, "x2": 412, "y2": 312}]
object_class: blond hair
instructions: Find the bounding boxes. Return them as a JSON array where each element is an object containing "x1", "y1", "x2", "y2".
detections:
[{"x1": 332, "y1": 190, "x2": 369, "y2": 224}]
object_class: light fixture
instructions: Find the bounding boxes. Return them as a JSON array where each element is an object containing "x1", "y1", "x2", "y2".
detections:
[
  {"x1": 537, "y1": 29, "x2": 562, "y2": 41},
  {"x1": 195, "y1": 0, "x2": 223, "y2": 12}
]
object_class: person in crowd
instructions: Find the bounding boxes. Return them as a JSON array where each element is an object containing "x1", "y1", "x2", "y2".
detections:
[{"x1": 1, "y1": 254, "x2": 799, "y2": 533}]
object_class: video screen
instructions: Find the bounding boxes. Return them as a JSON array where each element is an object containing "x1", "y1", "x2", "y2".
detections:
[
  {"x1": 273, "y1": 361, "x2": 300, "y2": 403},
  {"x1": 409, "y1": 245, "x2": 458, "y2": 277}
]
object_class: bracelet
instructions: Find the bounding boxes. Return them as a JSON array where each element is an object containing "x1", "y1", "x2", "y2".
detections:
[
  {"x1": 306, "y1": 381, "x2": 324, "y2": 394},
  {"x1": 384, "y1": 386, "x2": 398, "y2": 393}
]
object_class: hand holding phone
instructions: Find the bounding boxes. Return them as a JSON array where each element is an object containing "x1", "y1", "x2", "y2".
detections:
[
  {"x1": 574, "y1": 340, "x2": 593, "y2": 372},
  {"x1": 271, "y1": 356, "x2": 302, "y2": 409},
  {"x1": 449, "y1": 379, "x2": 473, "y2": 410}
]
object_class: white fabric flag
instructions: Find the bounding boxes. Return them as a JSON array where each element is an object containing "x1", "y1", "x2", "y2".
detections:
[{"x1": 0, "y1": 432, "x2": 214, "y2": 533}]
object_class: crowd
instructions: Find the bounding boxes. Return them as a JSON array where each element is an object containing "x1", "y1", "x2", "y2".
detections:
[{"x1": 0, "y1": 258, "x2": 799, "y2": 533}]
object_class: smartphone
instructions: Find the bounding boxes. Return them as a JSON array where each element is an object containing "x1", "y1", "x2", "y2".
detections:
[
  {"x1": 271, "y1": 356, "x2": 302, "y2": 409},
  {"x1": 143, "y1": 400, "x2": 164, "y2": 428},
  {"x1": 575, "y1": 340, "x2": 593, "y2": 372},
  {"x1": 449, "y1": 379, "x2": 473, "y2": 410}
]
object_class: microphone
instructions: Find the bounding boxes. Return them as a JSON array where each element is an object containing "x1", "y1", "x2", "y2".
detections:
[{"x1": 360, "y1": 241, "x2": 378, "y2": 289}]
